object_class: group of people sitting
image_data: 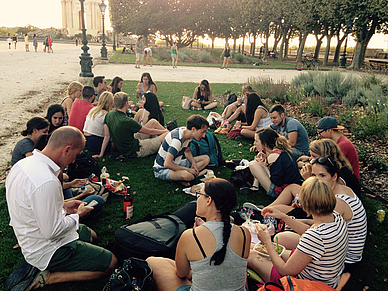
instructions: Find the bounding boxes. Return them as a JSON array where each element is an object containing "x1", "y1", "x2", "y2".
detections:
[{"x1": 6, "y1": 75, "x2": 365, "y2": 291}]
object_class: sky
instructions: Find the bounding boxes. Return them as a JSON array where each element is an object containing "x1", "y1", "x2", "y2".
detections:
[{"x1": 2, "y1": 0, "x2": 388, "y2": 49}]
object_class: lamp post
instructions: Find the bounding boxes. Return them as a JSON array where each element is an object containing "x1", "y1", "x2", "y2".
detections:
[
  {"x1": 99, "y1": 0, "x2": 108, "y2": 60},
  {"x1": 112, "y1": 24, "x2": 116, "y2": 51},
  {"x1": 339, "y1": 20, "x2": 353, "y2": 68},
  {"x1": 79, "y1": 0, "x2": 93, "y2": 77}
]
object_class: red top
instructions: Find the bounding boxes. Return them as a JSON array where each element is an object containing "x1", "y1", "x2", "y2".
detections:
[
  {"x1": 337, "y1": 134, "x2": 360, "y2": 181},
  {"x1": 68, "y1": 99, "x2": 94, "y2": 133}
]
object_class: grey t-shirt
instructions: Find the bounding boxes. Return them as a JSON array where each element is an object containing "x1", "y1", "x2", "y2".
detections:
[
  {"x1": 270, "y1": 117, "x2": 309, "y2": 154},
  {"x1": 136, "y1": 41, "x2": 143, "y2": 54},
  {"x1": 11, "y1": 137, "x2": 34, "y2": 166}
]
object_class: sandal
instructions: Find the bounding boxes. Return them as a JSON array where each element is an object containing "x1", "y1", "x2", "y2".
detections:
[{"x1": 10, "y1": 270, "x2": 48, "y2": 291}]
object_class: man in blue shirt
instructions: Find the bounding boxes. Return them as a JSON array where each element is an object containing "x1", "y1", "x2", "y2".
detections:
[{"x1": 269, "y1": 104, "x2": 309, "y2": 159}]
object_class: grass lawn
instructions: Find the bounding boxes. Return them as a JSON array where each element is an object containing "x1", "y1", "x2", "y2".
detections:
[{"x1": 0, "y1": 80, "x2": 387, "y2": 290}]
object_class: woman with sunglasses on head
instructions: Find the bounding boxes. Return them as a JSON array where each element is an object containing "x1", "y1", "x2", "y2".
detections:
[
  {"x1": 263, "y1": 158, "x2": 366, "y2": 281},
  {"x1": 147, "y1": 178, "x2": 251, "y2": 291},
  {"x1": 248, "y1": 128, "x2": 302, "y2": 196},
  {"x1": 248, "y1": 177, "x2": 349, "y2": 289}
]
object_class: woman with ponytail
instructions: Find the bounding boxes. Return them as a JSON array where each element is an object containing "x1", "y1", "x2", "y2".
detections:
[
  {"x1": 147, "y1": 178, "x2": 251, "y2": 291},
  {"x1": 249, "y1": 128, "x2": 302, "y2": 197},
  {"x1": 11, "y1": 116, "x2": 49, "y2": 166}
]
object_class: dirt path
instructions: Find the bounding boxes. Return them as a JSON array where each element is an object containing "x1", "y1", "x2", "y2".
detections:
[{"x1": 0, "y1": 41, "x2": 370, "y2": 168}]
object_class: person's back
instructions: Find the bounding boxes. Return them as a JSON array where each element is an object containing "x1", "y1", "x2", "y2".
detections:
[
  {"x1": 68, "y1": 86, "x2": 95, "y2": 132},
  {"x1": 270, "y1": 150, "x2": 302, "y2": 187},
  {"x1": 337, "y1": 134, "x2": 360, "y2": 180},
  {"x1": 190, "y1": 222, "x2": 247, "y2": 291}
]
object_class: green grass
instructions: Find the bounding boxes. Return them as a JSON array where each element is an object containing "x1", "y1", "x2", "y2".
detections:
[
  {"x1": 109, "y1": 50, "x2": 297, "y2": 70},
  {"x1": 0, "y1": 81, "x2": 387, "y2": 290}
]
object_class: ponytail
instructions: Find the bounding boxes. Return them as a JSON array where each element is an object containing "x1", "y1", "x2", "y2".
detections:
[{"x1": 275, "y1": 135, "x2": 291, "y2": 152}]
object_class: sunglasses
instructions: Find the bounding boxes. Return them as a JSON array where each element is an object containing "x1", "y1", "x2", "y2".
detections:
[
  {"x1": 310, "y1": 156, "x2": 335, "y2": 167},
  {"x1": 317, "y1": 128, "x2": 327, "y2": 135},
  {"x1": 195, "y1": 192, "x2": 209, "y2": 199}
]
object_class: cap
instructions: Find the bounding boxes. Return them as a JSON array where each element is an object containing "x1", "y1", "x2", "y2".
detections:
[{"x1": 317, "y1": 117, "x2": 344, "y2": 130}]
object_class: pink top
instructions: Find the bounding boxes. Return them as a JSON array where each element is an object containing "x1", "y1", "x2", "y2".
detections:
[
  {"x1": 337, "y1": 134, "x2": 360, "y2": 180},
  {"x1": 68, "y1": 99, "x2": 94, "y2": 133}
]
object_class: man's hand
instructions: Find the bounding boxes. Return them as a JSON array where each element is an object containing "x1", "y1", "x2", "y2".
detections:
[
  {"x1": 187, "y1": 167, "x2": 198, "y2": 176},
  {"x1": 76, "y1": 203, "x2": 94, "y2": 218},
  {"x1": 63, "y1": 200, "x2": 83, "y2": 214}
]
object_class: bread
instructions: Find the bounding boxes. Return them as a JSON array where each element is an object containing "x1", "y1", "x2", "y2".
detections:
[{"x1": 190, "y1": 185, "x2": 201, "y2": 193}]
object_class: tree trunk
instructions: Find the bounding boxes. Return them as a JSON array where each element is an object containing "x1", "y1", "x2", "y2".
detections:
[
  {"x1": 323, "y1": 34, "x2": 333, "y2": 66},
  {"x1": 211, "y1": 37, "x2": 215, "y2": 49},
  {"x1": 284, "y1": 28, "x2": 293, "y2": 58},
  {"x1": 350, "y1": 19, "x2": 377, "y2": 69},
  {"x1": 279, "y1": 32, "x2": 285, "y2": 61},
  {"x1": 264, "y1": 29, "x2": 270, "y2": 58},
  {"x1": 233, "y1": 38, "x2": 237, "y2": 52},
  {"x1": 296, "y1": 33, "x2": 308, "y2": 62},
  {"x1": 313, "y1": 34, "x2": 324, "y2": 60},
  {"x1": 252, "y1": 34, "x2": 256, "y2": 57},
  {"x1": 333, "y1": 32, "x2": 346, "y2": 63},
  {"x1": 242, "y1": 35, "x2": 245, "y2": 55}
]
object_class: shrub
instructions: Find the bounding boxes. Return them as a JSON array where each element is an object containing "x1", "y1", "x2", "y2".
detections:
[
  {"x1": 249, "y1": 77, "x2": 289, "y2": 104},
  {"x1": 336, "y1": 109, "x2": 357, "y2": 128},
  {"x1": 357, "y1": 144, "x2": 388, "y2": 171},
  {"x1": 286, "y1": 86, "x2": 306, "y2": 105},
  {"x1": 302, "y1": 95, "x2": 325, "y2": 117},
  {"x1": 198, "y1": 51, "x2": 211, "y2": 63},
  {"x1": 291, "y1": 71, "x2": 317, "y2": 94},
  {"x1": 299, "y1": 117, "x2": 317, "y2": 137},
  {"x1": 343, "y1": 86, "x2": 368, "y2": 106},
  {"x1": 352, "y1": 112, "x2": 388, "y2": 141},
  {"x1": 364, "y1": 85, "x2": 388, "y2": 114},
  {"x1": 234, "y1": 53, "x2": 245, "y2": 63}
]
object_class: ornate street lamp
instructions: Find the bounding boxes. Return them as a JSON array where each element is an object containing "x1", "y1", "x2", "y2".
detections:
[
  {"x1": 99, "y1": 0, "x2": 108, "y2": 60},
  {"x1": 79, "y1": 0, "x2": 93, "y2": 77},
  {"x1": 339, "y1": 20, "x2": 353, "y2": 68},
  {"x1": 112, "y1": 24, "x2": 116, "y2": 51}
]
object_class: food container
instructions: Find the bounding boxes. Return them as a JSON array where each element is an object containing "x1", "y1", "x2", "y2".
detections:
[
  {"x1": 377, "y1": 210, "x2": 385, "y2": 223},
  {"x1": 253, "y1": 241, "x2": 285, "y2": 259}
]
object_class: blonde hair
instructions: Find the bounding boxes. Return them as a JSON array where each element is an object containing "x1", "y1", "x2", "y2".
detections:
[
  {"x1": 299, "y1": 177, "x2": 336, "y2": 216},
  {"x1": 114, "y1": 92, "x2": 128, "y2": 109},
  {"x1": 66, "y1": 81, "x2": 83, "y2": 96},
  {"x1": 309, "y1": 139, "x2": 353, "y2": 173},
  {"x1": 88, "y1": 91, "x2": 114, "y2": 120}
]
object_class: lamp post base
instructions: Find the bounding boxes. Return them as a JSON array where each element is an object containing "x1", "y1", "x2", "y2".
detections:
[
  {"x1": 101, "y1": 45, "x2": 108, "y2": 60},
  {"x1": 339, "y1": 54, "x2": 347, "y2": 69},
  {"x1": 79, "y1": 53, "x2": 94, "y2": 77}
]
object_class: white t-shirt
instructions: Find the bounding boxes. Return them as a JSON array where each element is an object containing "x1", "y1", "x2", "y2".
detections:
[
  {"x1": 83, "y1": 111, "x2": 107, "y2": 137},
  {"x1": 6, "y1": 150, "x2": 79, "y2": 270}
]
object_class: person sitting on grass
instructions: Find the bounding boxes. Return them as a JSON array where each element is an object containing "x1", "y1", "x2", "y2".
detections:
[
  {"x1": 153, "y1": 115, "x2": 210, "y2": 186},
  {"x1": 11, "y1": 116, "x2": 50, "y2": 166},
  {"x1": 190, "y1": 80, "x2": 218, "y2": 110},
  {"x1": 248, "y1": 128, "x2": 302, "y2": 196},
  {"x1": 68, "y1": 86, "x2": 95, "y2": 133},
  {"x1": 136, "y1": 72, "x2": 164, "y2": 108},
  {"x1": 147, "y1": 178, "x2": 251, "y2": 291},
  {"x1": 134, "y1": 92, "x2": 165, "y2": 126},
  {"x1": 109, "y1": 76, "x2": 124, "y2": 95},
  {"x1": 247, "y1": 177, "x2": 348, "y2": 289},
  {"x1": 103, "y1": 92, "x2": 169, "y2": 158},
  {"x1": 61, "y1": 81, "x2": 84, "y2": 125},
  {"x1": 221, "y1": 85, "x2": 253, "y2": 122},
  {"x1": 45, "y1": 104, "x2": 65, "y2": 134}
]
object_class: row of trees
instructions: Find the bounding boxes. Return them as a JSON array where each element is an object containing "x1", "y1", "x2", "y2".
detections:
[{"x1": 109, "y1": 0, "x2": 388, "y2": 69}]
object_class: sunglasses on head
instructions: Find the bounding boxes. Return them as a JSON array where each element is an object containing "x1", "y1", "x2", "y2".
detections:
[
  {"x1": 195, "y1": 192, "x2": 209, "y2": 199},
  {"x1": 310, "y1": 157, "x2": 335, "y2": 167}
]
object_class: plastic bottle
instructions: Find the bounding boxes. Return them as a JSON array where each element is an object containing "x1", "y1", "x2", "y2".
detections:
[
  {"x1": 262, "y1": 216, "x2": 276, "y2": 236},
  {"x1": 100, "y1": 166, "x2": 110, "y2": 181},
  {"x1": 131, "y1": 277, "x2": 140, "y2": 290},
  {"x1": 124, "y1": 187, "x2": 133, "y2": 219},
  {"x1": 80, "y1": 185, "x2": 86, "y2": 193}
]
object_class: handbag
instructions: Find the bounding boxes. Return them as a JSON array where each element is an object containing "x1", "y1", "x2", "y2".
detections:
[
  {"x1": 166, "y1": 119, "x2": 178, "y2": 131},
  {"x1": 85, "y1": 180, "x2": 109, "y2": 201},
  {"x1": 230, "y1": 166, "x2": 254, "y2": 189},
  {"x1": 181, "y1": 96, "x2": 191, "y2": 109},
  {"x1": 227, "y1": 127, "x2": 242, "y2": 139},
  {"x1": 102, "y1": 257, "x2": 153, "y2": 291}
]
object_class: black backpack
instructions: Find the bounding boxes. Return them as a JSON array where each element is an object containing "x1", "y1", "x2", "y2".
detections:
[
  {"x1": 67, "y1": 152, "x2": 101, "y2": 181},
  {"x1": 224, "y1": 93, "x2": 238, "y2": 108}
]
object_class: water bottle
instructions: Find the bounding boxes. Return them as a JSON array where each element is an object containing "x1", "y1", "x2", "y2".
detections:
[
  {"x1": 100, "y1": 166, "x2": 110, "y2": 181},
  {"x1": 124, "y1": 187, "x2": 133, "y2": 219},
  {"x1": 262, "y1": 216, "x2": 276, "y2": 236},
  {"x1": 80, "y1": 185, "x2": 86, "y2": 193}
]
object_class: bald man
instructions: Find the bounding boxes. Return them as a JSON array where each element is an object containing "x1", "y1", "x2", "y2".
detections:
[{"x1": 6, "y1": 126, "x2": 117, "y2": 290}]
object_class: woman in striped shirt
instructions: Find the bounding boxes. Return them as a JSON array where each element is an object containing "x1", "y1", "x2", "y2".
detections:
[{"x1": 248, "y1": 177, "x2": 349, "y2": 288}]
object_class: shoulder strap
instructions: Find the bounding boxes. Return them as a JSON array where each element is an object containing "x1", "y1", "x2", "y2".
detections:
[
  {"x1": 192, "y1": 228, "x2": 207, "y2": 258},
  {"x1": 239, "y1": 226, "x2": 246, "y2": 257},
  {"x1": 60, "y1": 97, "x2": 70, "y2": 105},
  {"x1": 212, "y1": 133, "x2": 225, "y2": 166}
]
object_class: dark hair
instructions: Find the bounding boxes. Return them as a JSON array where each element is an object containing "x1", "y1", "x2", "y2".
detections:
[
  {"x1": 199, "y1": 80, "x2": 210, "y2": 97},
  {"x1": 21, "y1": 117, "x2": 50, "y2": 136},
  {"x1": 82, "y1": 86, "x2": 96, "y2": 99},
  {"x1": 138, "y1": 36, "x2": 143, "y2": 41},
  {"x1": 110, "y1": 76, "x2": 123, "y2": 94},
  {"x1": 93, "y1": 76, "x2": 105, "y2": 88},
  {"x1": 204, "y1": 178, "x2": 236, "y2": 265},
  {"x1": 143, "y1": 92, "x2": 165, "y2": 126},
  {"x1": 140, "y1": 73, "x2": 157, "y2": 90},
  {"x1": 187, "y1": 115, "x2": 209, "y2": 130},
  {"x1": 246, "y1": 93, "x2": 268, "y2": 125},
  {"x1": 269, "y1": 104, "x2": 285, "y2": 115},
  {"x1": 256, "y1": 128, "x2": 291, "y2": 152},
  {"x1": 311, "y1": 157, "x2": 339, "y2": 178},
  {"x1": 45, "y1": 104, "x2": 65, "y2": 133}
]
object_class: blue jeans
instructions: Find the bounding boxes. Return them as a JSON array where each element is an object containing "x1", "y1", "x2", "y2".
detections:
[{"x1": 63, "y1": 188, "x2": 105, "y2": 214}]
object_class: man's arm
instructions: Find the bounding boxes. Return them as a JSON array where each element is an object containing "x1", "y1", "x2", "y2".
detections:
[
  {"x1": 139, "y1": 125, "x2": 168, "y2": 136},
  {"x1": 287, "y1": 131, "x2": 298, "y2": 148},
  {"x1": 164, "y1": 152, "x2": 191, "y2": 171}
]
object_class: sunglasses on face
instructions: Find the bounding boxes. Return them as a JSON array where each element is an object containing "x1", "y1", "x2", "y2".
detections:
[
  {"x1": 310, "y1": 156, "x2": 334, "y2": 167},
  {"x1": 195, "y1": 192, "x2": 209, "y2": 199},
  {"x1": 317, "y1": 128, "x2": 327, "y2": 135}
]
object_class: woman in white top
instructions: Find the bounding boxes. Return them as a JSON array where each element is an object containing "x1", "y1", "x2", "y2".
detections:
[
  {"x1": 84, "y1": 91, "x2": 114, "y2": 156},
  {"x1": 248, "y1": 177, "x2": 348, "y2": 289},
  {"x1": 147, "y1": 178, "x2": 251, "y2": 291}
]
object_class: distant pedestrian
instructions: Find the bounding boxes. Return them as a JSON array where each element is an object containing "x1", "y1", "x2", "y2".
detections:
[
  {"x1": 33, "y1": 34, "x2": 38, "y2": 52},
  {"x1": 7, "y1": 34, "x2": 12, "y2": 49},
  {"x1": 12, "y1": 34, "x2": 18, "y2": 49},
  {"x1": 144, "y1": 47, "x2": 152, "y2": 66},
  {"x1": 220, "y1": 42, "x2": 232, "y2": 69},
  {"x1": 48, "y1": 36, "x2": 53, "y2": 53},
  {"x1": 43, "y1": 36, "x2": 48, "y2": 52},
  {"x1": 135, "y1": 36, "x2": 144, "y2": 69},
  {"x1": 75, "y1": 37, "x2": 78, "y2": 46},
  {"x1": 171, "y1": 42, "x2": 178, "y2": 68},
  {"x1": 24, "y1": 34, "x2": 29, "y2": 52}
]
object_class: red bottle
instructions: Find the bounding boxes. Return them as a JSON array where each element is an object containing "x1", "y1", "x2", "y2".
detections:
[{"x1": 124, "y1": 187, "x2": 133, "y2": 219}]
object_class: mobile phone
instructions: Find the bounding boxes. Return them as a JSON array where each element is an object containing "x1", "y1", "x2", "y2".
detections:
[{"x1": 86, "y1": 200, "x2": 98, "y2": 208}]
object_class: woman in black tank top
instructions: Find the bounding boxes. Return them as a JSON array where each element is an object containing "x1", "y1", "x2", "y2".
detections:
[{"x1": 221, "y1": 42, "x2": 232, "y2": 69}]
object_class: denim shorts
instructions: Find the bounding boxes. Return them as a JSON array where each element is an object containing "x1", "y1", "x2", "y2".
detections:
[
  {"x1": 153, "y1": 159, "x2": 190, "y2": 181},
  {"x1": 267, "y1": 183, "x2": 277, "y2": 198}
]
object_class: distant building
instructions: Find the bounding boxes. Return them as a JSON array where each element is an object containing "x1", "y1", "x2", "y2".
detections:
[{"x1": 60, "y1": 0, "x2": 103, "y2": 36}]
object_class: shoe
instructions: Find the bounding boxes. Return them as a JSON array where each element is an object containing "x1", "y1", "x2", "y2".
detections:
[
  {"x1": 234, "y1": 135, "x2": 247, "y2": 141},
  {"x1": 243, "y1": 202, "x2": 264, "y2": 212},
  {"x1": 239, "y1": 187, "x2": 251, "y2": 195},
  {"x1": 4, "y1": 260, "x2": 35, "y2": 289},
  {"x1": 219, "y1": 124, "x2": 232, "y2": 134},
  {"x1": 214, "y1": 126, "x2": 223, "y2": 134}
]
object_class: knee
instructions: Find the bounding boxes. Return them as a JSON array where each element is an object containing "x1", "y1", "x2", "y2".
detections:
[
  {"x1": 202, "y1": 155, "x2": 210, "y2": 166},
  {"x1": 181, "y1": 171, "x2": 195, "y2": 181}
]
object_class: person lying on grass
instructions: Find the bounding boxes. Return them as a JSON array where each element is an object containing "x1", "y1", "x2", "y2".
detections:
[{"x1": 153, "y1": 114, "x2": 210, "y2": 186}]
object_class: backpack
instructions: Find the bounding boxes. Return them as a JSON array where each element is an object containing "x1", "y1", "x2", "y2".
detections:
[
  {"x1": 257, "y1": 276, "x2": 336, "y2": 291},
  {"x1": 224, "y1": 93, "x2": 238, "y2": 108},
  {"x1": 190, "y1": 131, "x2": 225, "y2": 167},
  {"x1": 114, "y1": 214, "x2": 187, "y2": 261},
  {"x1": 67, "y1": 152, "x2": 101, "y2": 181}
]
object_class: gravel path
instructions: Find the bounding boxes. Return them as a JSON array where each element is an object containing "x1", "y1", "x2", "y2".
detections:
[{"x1": 0, "y1": 41, "x2": 368, "y2": 168}]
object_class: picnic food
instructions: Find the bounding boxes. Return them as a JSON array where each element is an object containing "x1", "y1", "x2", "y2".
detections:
[
  {"x1": 190, "y1": 185, "x2": 201, "y2": 193},
  {"x1": 253, "y1": 242, "x2": 285, "y2": 258}
]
